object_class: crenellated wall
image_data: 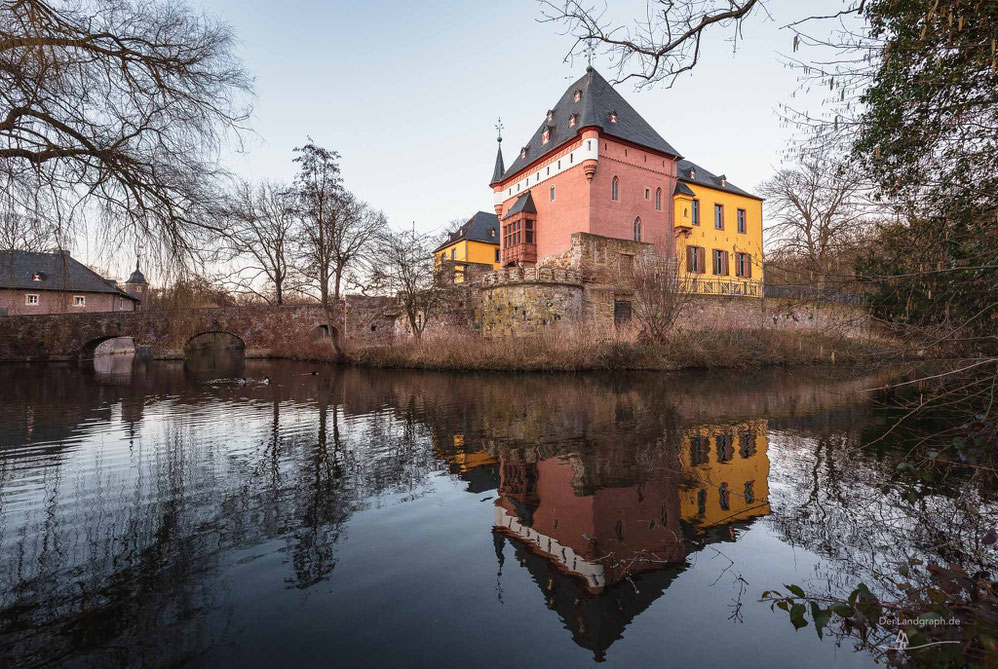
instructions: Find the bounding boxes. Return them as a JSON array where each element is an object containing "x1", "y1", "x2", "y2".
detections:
[{"x1": 476, "y1": 267, "x2": 584, "y2": 337}]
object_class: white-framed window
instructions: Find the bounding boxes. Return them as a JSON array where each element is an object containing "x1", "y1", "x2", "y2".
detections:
[
  {"x1": 26, "y1": 293, "x2": 39, "y2": 305},
  {"x1": 73, "y1": 295, "x2": 86, "y2": 307},
  {"x1": 549, "y1": 185, "x2": 555, "y2": 201},
  {"x1": 714, "y1": 203, "x2": 724, "y2": 230}
]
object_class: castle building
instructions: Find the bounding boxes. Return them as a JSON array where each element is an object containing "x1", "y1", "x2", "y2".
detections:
[
  {"x1": 433, "y1": 211, "x2": 500, "y2": 282},
  {"x1": 489, "y1": 67, "x2": 764, "y2": 297}
]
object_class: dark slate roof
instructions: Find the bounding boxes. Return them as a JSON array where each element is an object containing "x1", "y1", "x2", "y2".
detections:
[
  {"x1": 499, "y1": 67, "x2": 681, "y2": 183},
  {"x1": 676, "y1": 159, "x2": 761, "y2": 200},
  {"x1": 0, "y1": 250, "x2": 138, "y2": 299},
  {"x1": 674, "y1": 182, "x2": 696, "y2": 197},
  {"x1": 127, "y1": 264, "x2": 147, "y2": 285},
  {"x1": 433, "y1": 211, "x2": 500, "y2": 252},
  {"x1": 491, "y1": 143, "x2": 506, "y2": 185},
  {"x1": 502, "y1": 191, "x2": 536, "y2": 220}
]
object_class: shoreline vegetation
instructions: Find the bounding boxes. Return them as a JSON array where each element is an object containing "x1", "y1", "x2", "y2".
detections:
[{"x1": 292, "y1": 328, "x2": 903, "y2": 373}]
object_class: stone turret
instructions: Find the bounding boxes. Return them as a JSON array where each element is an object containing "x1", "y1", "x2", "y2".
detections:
[{"x1": 124, "y1": 259, "x2": 148, "y2": 308}]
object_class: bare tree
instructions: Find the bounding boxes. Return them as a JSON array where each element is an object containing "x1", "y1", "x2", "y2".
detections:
[
  {"x1": 758, "y1": 160, "x2": 866, "y2": 290},
  {"x1": 370, "y1": 227, "x2": 442, "y2": 342},
  {"x1": 0, "y1": 210, "x2": 56, "y2": 251},
  {"x1": 629, "y1": 254, "x2": 694, "y2": 343},
  {"x1": 218, "y1": 180, "x2": 297, "y2": 305},
  {"x1": 0, "y1": 0, "x2": 251, "y2": 263},
  {"x1": 292, "y1": 141, "x2": 381, "y2": 356},
  {"x1": 538, "y1": 0, "x2": 762, "y2": 87}
]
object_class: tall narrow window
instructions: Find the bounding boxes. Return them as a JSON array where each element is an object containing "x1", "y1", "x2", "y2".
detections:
[
  {"x1": 633, "y1": 217, "x2": 642, "y2": 242},
  {"x1": 549, "y1": 185, "x2": 555, "y2": 201},
  {"x1": 735, "y1": 252, "x2": 752, "y2": 278},
  {"x1": 451, "y1": 248, "x2": 456, "y2": 260},
  {"x1": 495, "y1": 248, "x2": 500, "y2": 263},
  {"x1": 687, "y1": 246, "x2": 705, "y2": 274},
  {"x1": 692, "y1": 199, "x2": 700, "y2": 225},
  {"x1": 644, "y1": 187, "x2": 650, "y2": 200},
  {"x1": 713, "y1": 249, "x2": 728, "y2": 276},
  {"x1": 611, "y1": 176, "x2": 619, "y2": 201},
  {"x1": 714, "y1": 204, "x2": 724, "y2": 230},
  {"x1": 655, "y1": 187, "x2": 662, "y2": 210},
  {"x1": 737, "y1": 208, "x2": 746, "y2": 233}
]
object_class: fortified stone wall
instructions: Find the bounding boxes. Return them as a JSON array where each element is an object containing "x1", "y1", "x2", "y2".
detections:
[{"x1": 476, "y1": 267, "x2": 584, "y2": 337}]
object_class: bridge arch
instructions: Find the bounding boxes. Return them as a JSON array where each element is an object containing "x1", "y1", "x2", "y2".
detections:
[
  {"x1": 184, "y1": 331, "x2": 246, "y2": 356},
  {"x1": 81, "y1": 335, "x2": 130, "y2": 360}
]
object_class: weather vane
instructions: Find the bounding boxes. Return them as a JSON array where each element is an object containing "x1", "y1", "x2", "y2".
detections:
[{"x1": 495, "y1": 117, "x2": 503, "y2": 144}]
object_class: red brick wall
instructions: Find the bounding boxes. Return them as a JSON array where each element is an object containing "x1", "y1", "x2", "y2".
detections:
[
  {"x1": 588, "y1": 135, "x2": 677, "y2": 258},
  {"x1": 492, "y1": 131, "x2": 679, "y2": 267},
  {"x1": 0, "y1": 289, "x2": 135, "y2": 316}
]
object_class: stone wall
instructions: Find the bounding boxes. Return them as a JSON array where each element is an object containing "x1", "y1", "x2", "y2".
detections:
[
  {"x1": 676, "y1": 295, "x2": 873, "y2": 337},
  {"x1": 0, "y1": 298, "x2": 403, "y2": 361},
  {"x1": 476, "y1": 267, "x2": 584, "y2": 337}
]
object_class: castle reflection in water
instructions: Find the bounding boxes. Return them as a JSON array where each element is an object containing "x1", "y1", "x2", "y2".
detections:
[{"x1": 433, "y1": 417, "x2": 770, "y2": 660}]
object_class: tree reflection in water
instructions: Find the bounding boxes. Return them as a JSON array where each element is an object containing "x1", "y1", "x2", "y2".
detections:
[{"x1": 0, "y1": 361, "x2": 942, "y2": 666}]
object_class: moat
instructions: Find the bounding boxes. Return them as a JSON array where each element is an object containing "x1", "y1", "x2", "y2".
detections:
[{"x1": 0, "y1": 357, "x2": 964, "y2": 666}]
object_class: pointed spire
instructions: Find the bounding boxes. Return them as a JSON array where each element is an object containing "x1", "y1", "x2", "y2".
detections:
[{"x1": 491, "y1": 117, "x2": 505, "y2": 185}]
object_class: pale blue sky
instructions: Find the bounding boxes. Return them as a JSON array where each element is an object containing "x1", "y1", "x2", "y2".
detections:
[
  {"x1": 85, "y1": 0, "x2": 839, "y2": 278},
  {"x1": 197, "y1": 0, "x2": 830, "y2": 235}
]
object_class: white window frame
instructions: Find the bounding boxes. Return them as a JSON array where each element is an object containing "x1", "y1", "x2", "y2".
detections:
[
  {"x1": 73, "y1": 295, "x2": 86, "y2": 307},
  {"x1": 26, "y1": 293, "x2": 39, "y2": 305}
]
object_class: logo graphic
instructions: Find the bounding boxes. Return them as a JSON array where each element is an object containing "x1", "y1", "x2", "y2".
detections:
[{"x1": 893, "y1": 631, "x2": 909, "y2": 652}]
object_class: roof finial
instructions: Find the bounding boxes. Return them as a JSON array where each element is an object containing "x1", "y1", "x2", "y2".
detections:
[
  {"x1": 495, "y1": 116, "x2": 503, "y2": 144},
  {"x1": 585, "y1": 40, "x2": 594, "y2": 72}
]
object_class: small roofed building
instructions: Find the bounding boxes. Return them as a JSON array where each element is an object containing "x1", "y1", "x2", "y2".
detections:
[
  {"x1": 0, "y1": 250, "x2": 142, "y2": 316},
  {"x1": 433, "y1": 211, "x2": 501, "y2": 283}
]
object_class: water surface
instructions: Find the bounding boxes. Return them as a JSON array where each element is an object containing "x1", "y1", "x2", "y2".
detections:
[{"x1": 0, "y1": 359, "x2": 929, "y2": 666}]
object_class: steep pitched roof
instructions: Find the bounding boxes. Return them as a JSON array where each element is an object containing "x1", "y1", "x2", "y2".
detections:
[
  {"x1": 674, "y1": 182, "x2": 696, "y2": 197},
  {"x1": 491, "y1": 143, "x2": 506, "y2": 185},
  {"x1": 677, "y1": 159, "x2": 761, "y2": 200},
  {"x1": 433, "y1": 211, "x2": 500, "y2": 253},
  {"x1": 502, "y1": 191, "x2": 536, "y2": 220},
  {"x1": 499, "y1": 68, "x2": 681, "y2": 183},
  {"x1": 0, "y1": 250, "x2": 138, "y2": 298}
]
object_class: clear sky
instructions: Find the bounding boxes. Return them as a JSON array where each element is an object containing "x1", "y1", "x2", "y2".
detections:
[
  {"x1": 85, "y1": 0, "x2": 838, "y2": 279},
  {"x1": 195, "y1": 0, "x2": 831, "y2": 233}
]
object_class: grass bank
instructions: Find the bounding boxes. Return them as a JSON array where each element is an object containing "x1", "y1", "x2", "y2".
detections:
[{"x1": 343, "y1": 328, "x2": 894, "y2": 373}]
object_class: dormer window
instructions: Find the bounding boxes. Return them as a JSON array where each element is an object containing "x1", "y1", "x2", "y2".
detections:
[
  {"x1": 690, "y1": 168, "x2": 696, "y2": 179},
  {"x1": 546, "y1": 109, "x2": 553, "y2": 122},
  {"x1": 31, "y1": 272, "x2": 42, "y2": 281},
  {"x1": 573, "y1": 89, "x2": 581, "y2": 102},
  {"x1": 520, "y1": 147, "x2": 527, "y2": 159},
  {"x1": 569, "y1": 114, "x2": 577, "y2": 128},
  {"x1": 490, "y1": 228, "x2": 496, "y2": 238},
  {"x1": 719, "y1": 175, "x2": 727, "y2": 187},
  {"x1": 541, "y1": 128, "x2": 550, "y2": 145},
  {"x1": 609, "y1": 110, "x2": 618, "y2": 123}
]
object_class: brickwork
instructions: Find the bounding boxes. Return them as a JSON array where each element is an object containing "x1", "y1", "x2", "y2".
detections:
[
  {"x1": 0, "y1": 288, "x2": 136, "y2": 316},
  {"x1": 0, "y1": 299, "x2": 401, "y2": 361}
]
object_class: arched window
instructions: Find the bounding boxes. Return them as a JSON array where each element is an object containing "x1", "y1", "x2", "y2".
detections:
[
  {"x1": 611, "y1": 176, "x2": 619, "y2": 201},
  {"x1": 633, "y1": 217, "x2": 641, "y2": 241},
  {"x1": 655, "y1": 187, "x2": 662, "y2": 210}
]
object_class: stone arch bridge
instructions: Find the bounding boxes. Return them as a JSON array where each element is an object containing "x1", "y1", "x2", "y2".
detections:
[{"x1": 0, "y1": 300, "x2": 399, "y2": 362}]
